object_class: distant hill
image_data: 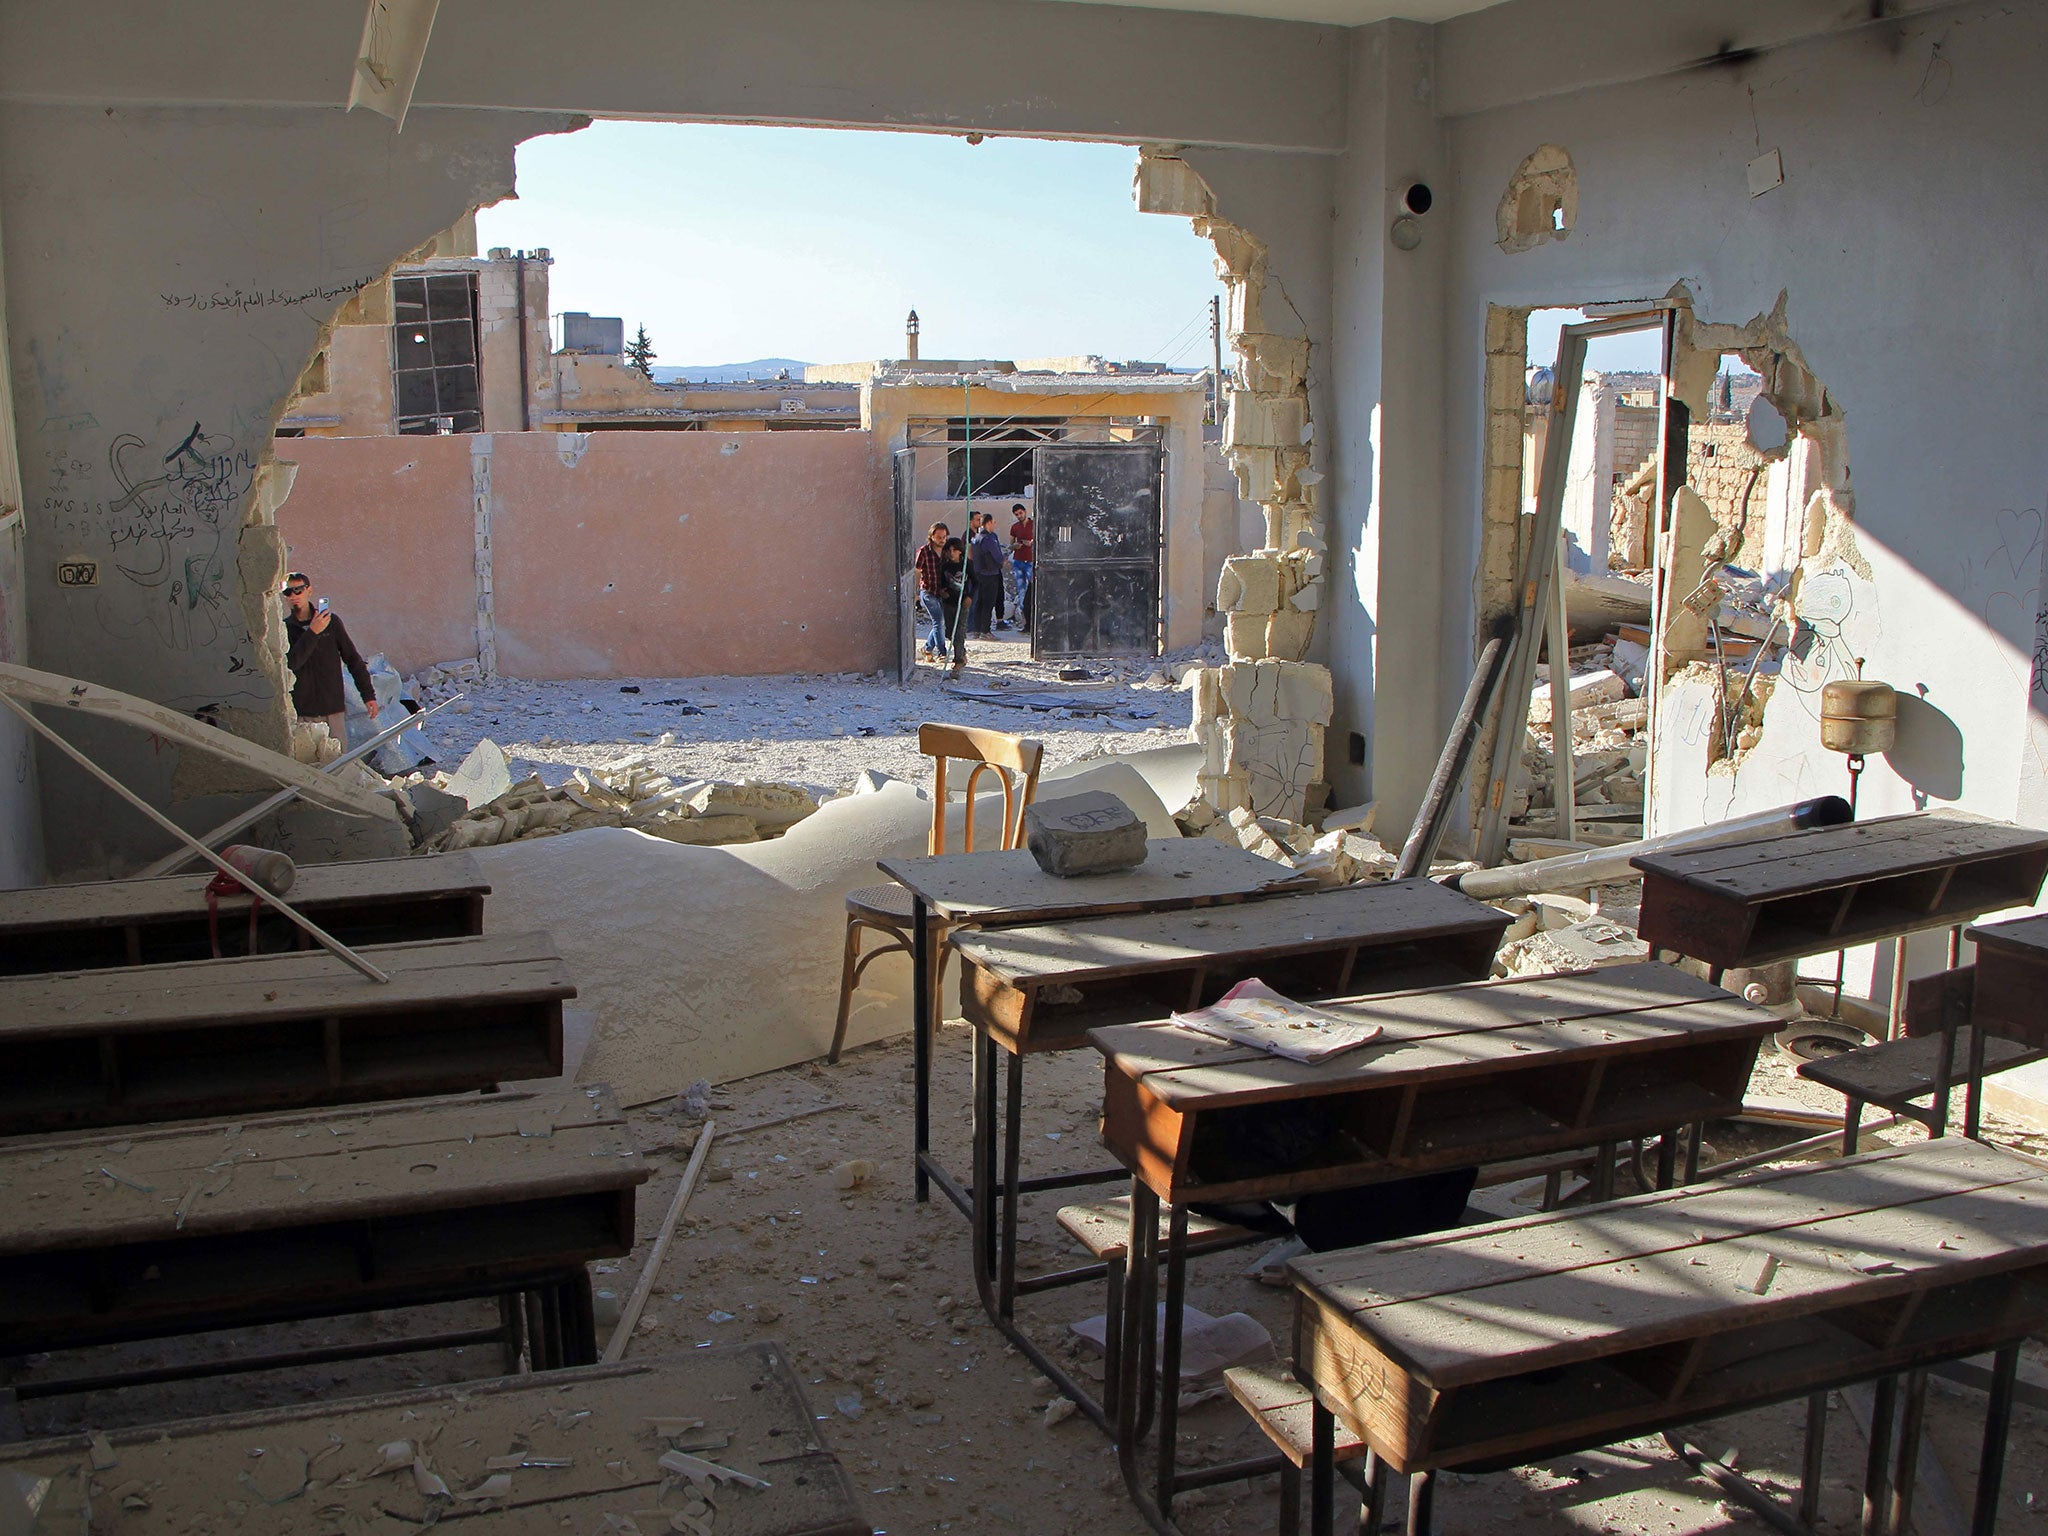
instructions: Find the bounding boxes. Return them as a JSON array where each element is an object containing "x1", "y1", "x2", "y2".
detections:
[{"x1": 653, "y1": 359, "x2": 812, "y2": 384}]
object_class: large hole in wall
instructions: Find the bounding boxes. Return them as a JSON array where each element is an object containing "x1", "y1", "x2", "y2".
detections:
[
  {"x1": 1472, "y1": 290, "x2": 1855, "y2": 849},
  {"x1": 256, "y1": 122, "x2": 1234, "y2": 818}
]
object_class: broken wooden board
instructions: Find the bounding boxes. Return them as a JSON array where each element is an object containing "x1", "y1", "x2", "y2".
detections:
[
  {"x1": 1291, "y1": 1138, "x2": 2048, "y2": 1473},
  {"x1": 0, "y1": 1345, "x2": 867, "y2": 1534},
  {"x1": 0, "y1": 852, "x2": 489, "y2": 973},
  {"x1": 0, "y1": 929, "x2": 570, "y2": 1133},
  {"x1": 0, "y1": 660, "x2": 395, "y2": 822}
]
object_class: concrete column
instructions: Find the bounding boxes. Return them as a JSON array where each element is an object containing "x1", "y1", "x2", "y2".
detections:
[{"x1": 1326, "y1": 19, "x2": 1451, "y2": 832}]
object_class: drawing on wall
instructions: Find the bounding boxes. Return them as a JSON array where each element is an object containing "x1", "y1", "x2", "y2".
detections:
[{"x1": 39, "y1": 417, "x2": 257, "y2": 677}]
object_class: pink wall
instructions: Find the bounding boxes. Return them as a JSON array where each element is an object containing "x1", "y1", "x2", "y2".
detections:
[
  {"x1": 273, "y1": 430, "x2": 892, "y2": 679},
  {"x1": 273, "y1": 436, "x2": 479, "y2": 671}
]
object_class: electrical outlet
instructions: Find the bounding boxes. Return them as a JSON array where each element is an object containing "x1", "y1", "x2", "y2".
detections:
[{"x1": 56, "y1": 560, "x2": 98, "y2": 587}]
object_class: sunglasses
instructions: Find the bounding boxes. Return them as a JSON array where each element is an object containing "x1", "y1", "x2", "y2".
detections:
[{"x1": 284, "y1": 583, "x2": 309, "y2": 595}]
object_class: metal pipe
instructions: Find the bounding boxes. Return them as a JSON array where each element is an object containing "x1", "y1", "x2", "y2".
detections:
[
  {"x1": 0, "y1": 692, "x2": 391, "y2": 983},
  {"x1": 141, "y1": 693, "x2": 461, "y2": 878},
  {"x1": 1397, "y1": 616, "x2": 1516, "y2": 878},
  {"x1": 1451, "y1": 794, "x2": 1852, "y2": 901},
  {"x1": 1664, "y1": 1434, "x2": 1811, "y2": 1536},
  {"x1": 514, "y1": 252, "x2": 531, "y2": 432}
]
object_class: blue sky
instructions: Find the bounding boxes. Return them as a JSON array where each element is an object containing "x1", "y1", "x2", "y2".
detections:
[{"x1": 476, "y1": 121, "x2": 1224, "y2": 369}]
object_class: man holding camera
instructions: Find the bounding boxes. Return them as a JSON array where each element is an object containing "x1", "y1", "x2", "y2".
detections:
[{"x1": 282, "y1": 570, "x2": 378, "y2": 744}]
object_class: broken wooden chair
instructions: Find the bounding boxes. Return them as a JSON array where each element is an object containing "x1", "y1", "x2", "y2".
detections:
[{"x1": 828, "y1": 722, "x2": 1043, "y2": 1064}]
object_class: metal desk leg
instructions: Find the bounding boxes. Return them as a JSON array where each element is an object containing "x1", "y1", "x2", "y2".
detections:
[
  {"x1": 1156, "y1": 1202, "x2": 1190, "y2": 1516},
  {"x1": 1844, "y1": 1098, "x2": 1866, "y2": 1157},
  {"x1": 1361, "y1": 1451, "x2": 1389, "y2": 1535},
  {"x1": 971, "y1": 1032, "x2": 999, "y2": 1311},
  {"x1": 1311, "y1": 1401, "x2": 1335, "y2": 1536},
  {"x1": 1001, "y1": 1049, "x2": 1024, "y2": 1319},
  {"x1": 1801, "y1": 1391, "x2": 1828, "y2": 1528},
  {"x1": 1889, "y1": 1370, "x2": 1927, "y2": 1536},
  {"x1": 1406, "y1": 1470, "x2": 1436, "y2": 1536},
  {"x1": 1656, "y1": 1130, "x2": 1678, "y2": 1190},
  {"x1": 1966, "y1": 1027, "x2": 1989, "y2": 1142},
  {"x1": 1280, "y1": 1461, "x2": 1301, "y2": 1536},
  {"x1": 1973, "y1": 1344, "x2": 2020, "y2": 1536},
  {"x1": 913, "y1": 895, "x2": 932, "y2": 1203},
  {"x1": 1861, "y1": 1375, "x2": 1897, "y2": 1536},
  {"x1": 1684, "y1": 1122, "x2": 1704, "y2": 1184}
]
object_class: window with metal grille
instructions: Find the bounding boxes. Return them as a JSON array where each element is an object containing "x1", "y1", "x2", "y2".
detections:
[
  {"x1": 945, "y1": 418, "x2": 1064, "y2": 497},
  {"x1": 391, "y1": 274, "x2": 483, "y2": 434}
]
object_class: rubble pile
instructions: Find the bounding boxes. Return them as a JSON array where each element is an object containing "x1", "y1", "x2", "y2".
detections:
[
  {"x1": 404, "y1": 659, "x2": 484, "y2": 714},
  {"x1": 1489, "y1": 889, "x2": 1650, "y2": 977},
  {"x1": 397, "y1": 753, "x2": 819, "y2": 853},
  {"x1": 1508, "y1": 629, "x2": 1650, "y2": 846},
  {"x1": 1174, "y1": 797, "x2": 1400, "y2": 888}
]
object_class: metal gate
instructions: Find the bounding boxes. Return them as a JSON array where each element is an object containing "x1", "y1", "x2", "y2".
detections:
[
  {"x1": 893, "y1": 446, "x2": 917, "y2": 681},
  {"x1": 1029, "y1": 442, "x2": 1163, "y2": 659}
]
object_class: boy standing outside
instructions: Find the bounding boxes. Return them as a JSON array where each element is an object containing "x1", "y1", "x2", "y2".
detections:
[
  {"x1": 1008, "y1": 502, "x2": 1036, "y2": 629},
  {"x1": 282, "y1": 570, "x2": 378, "y2": 743},
  {"x1": 967, "y1": 512, "x2": 1005, "y2": 637},
  {"x1": 914, "y1": 521, "x2": 951, "y2": 661}
]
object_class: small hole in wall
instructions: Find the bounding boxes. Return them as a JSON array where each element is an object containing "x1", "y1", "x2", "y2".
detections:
[
  {"x1": 604, "y1": 582, "x2": 615, "y2": 592},
  {"x1": 1551, "y1": 205, "x2": 1566, "y2": 232},
  {"x1": 1348, "y1": 732, "x2": 1366, "y2": 766}
]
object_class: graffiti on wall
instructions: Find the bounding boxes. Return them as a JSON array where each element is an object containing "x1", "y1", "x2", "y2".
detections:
[{"x1": 39, "y1": 417, "x2": 259, "y2": 679}]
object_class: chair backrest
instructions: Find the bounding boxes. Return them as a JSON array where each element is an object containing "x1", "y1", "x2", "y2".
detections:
[{"x1": 919, "y1": 722, "x2": 1044, "y2": 855}]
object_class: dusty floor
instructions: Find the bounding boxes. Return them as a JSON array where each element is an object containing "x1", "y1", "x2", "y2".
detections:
[
  {"x1": 414, "y1": 628, "x2": 1201, "y2": 803},
  {"x1": 16, "y1": 1024, "x2": 2048, "y2": 1536}
]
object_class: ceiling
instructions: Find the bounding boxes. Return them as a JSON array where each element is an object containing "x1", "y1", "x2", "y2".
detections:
[{"x1": 1029, "y1": 0, "x2": 1503, "y2": 23}]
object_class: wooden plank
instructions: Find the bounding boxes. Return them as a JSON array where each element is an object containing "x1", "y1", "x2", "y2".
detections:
[
  {"x1": 951, "y1": 879, "x2": 1508, "y2": 986},
  {"x1": 1361, "y1": 1173, "x2": 2048, "y2": 1387},
  {"x1": 0, "y1": 1086, "x2": 643, "y2": 1254},
  {"x1": 0, "y1": 930, "x2": 573, "y2": 1039},
  {"x1": 1966, "y1": 912, "x2": 2048, "y2": 959},
  {"x1": 879, "y1": 836, "x2": 1314, "y2": 924},
  {"x1": 1091, "y1": 970, "x2": 1775, "y2": 1113},
  {"x1": 1093, "y1": 963, "x2": 1734, "y2": 1076},
  {"x1": 0, "y1": 854, "x2": 488, "y2": 934},
  {"x1": 1799, "y1": 1029, "x2": 2035, "y2": 1103},
  {"x1": 1296, "y1": 1137, "x2": 2034, "y2": 1304},
  {"x1": 1635, "y1": 811, "x2": 2048, "y2": 903},
  {"x1": 0, "y1": 660, "x2": 396, "y2": 821},
  {"x1": 0, "y1": 1346, "x2": 869, "y2": 1536}
]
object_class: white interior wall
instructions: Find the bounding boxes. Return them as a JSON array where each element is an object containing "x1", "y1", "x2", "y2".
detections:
[{"x1": 1429, "y1": 0, "x2": 2047, "y2": 850}]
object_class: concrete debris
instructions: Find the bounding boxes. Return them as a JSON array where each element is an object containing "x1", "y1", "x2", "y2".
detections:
[
  {"x1": 1024, "y1": 791, "x2": 1149, "y2": 877},
  {"x1": 288, "y1": 719, "x2": 343, "y2": 767},
  {"x1": 1509, "y1": 632, "x2": 1649, "y2": 846},
  {"x1": 1497, "y1": 916, "x2": 1650, "y2": 977},
  {"x1": 405, "y1": 749, "x2": 819, "y2": 853}
]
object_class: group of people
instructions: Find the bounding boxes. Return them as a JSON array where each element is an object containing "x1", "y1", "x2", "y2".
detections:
[{"x1": 913, "y1": 503, "x2": 1036, "y2": 674}]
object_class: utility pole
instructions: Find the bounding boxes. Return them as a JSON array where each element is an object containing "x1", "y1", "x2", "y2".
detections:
[{"x1": 1209, "y1": 295, "x2": 1224, "y2": 425}]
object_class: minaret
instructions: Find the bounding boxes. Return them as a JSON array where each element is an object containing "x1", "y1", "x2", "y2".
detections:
[{"x1": 905, "y1": 309, "x2": 920, "y2": 363}]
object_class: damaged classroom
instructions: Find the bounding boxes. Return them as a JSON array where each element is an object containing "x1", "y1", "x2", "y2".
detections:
[{"x1": 3, "y1": 2, "x2": 2048, "y2": 1534}]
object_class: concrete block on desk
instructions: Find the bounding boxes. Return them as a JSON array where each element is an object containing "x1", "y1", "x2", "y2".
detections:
[{"x1": 1025, "y1": 791, "x2": 1149, "y2": 877}]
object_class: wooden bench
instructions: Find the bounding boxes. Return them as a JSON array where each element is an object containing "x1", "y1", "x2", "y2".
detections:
[
  {"x1": 955, "y1": 879, "x2": 1512, "y2": 1056},
  {"x1": 1966, "y1": 912, "x2": 2048, "y2": 1046},
  {"x1": 1289, "y1": 1138, "x2": 2048, "y2": 1536},
  {"x1": 0, "y1": 853, "x2": 490, "y2": 974},
  {"x1": 1225, "y1": 1366, "x2": 1373, "y2": 1536},
  {"x1": 0, "y1": 1344, "x2": 870, "y2": 1535},
  {"x1": 0, "y1": 1086, "x2": 647, "y2": 1394},
  {"x1": 1633, "y1": 809, "x2": 2048, "y2": 970},
  {"x1": 0, "y1": 929, "x2": 571, "y2": 1135}
]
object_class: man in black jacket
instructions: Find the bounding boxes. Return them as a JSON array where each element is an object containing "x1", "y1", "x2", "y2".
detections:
[{"x1": 283, "y1": 570, "x2": 378, "y2": 745}]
